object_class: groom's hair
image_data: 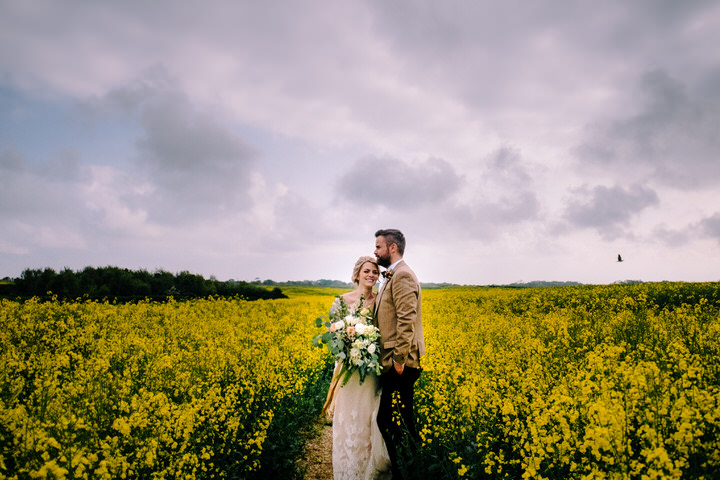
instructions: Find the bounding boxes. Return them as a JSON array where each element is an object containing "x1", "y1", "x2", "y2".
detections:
[{"x1": 375, "y1": 229, "x2": 406, "y2": 255}]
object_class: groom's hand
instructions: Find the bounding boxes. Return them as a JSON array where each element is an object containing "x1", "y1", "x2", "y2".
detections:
[{"x1": 393, "y1": 360, "x2": 405, "y2": 375}]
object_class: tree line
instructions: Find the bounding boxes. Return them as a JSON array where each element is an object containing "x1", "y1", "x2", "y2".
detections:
[{"x1": 0, "y1": 267, "x2": 287, "y2": 302}]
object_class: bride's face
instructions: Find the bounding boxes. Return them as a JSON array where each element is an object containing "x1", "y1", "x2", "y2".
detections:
[{"x1": 358, "y1": 262, "x2": 380, "y2": 287}]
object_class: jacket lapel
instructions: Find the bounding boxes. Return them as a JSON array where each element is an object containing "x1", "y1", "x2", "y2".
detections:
[{"x1": 375, "y1": 260, "x2": 404, "y2": 306}]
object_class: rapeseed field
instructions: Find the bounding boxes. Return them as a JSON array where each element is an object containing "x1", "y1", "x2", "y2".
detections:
[
  {"x1": 1, "y1": 282, "x2": 719, "y2": 479},
  {"x1": 0, "y1": 295, "x2": 331, "y2": 479},
  {"x1": 415, "y1": 284, "x2": 720, "y2": 479}
]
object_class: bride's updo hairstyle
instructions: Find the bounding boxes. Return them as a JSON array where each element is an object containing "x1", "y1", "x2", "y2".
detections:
[{"x1": 352, "y1": 255, "x2": 379, "y2": 285}]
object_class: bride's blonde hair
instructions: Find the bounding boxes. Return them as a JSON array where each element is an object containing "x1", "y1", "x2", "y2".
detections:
[{"x1": 351, "y1": 256, "x2": 379, "y2": 285}]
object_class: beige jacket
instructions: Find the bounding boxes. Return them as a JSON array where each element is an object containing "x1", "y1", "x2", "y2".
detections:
[{"x1": 374, "y1": 260, "x2": 425, "y2": 371}]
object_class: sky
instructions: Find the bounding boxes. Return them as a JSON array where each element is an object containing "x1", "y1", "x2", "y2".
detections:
[{"x1": 1, "y1": 0, "x2": 720, "y2": 286}]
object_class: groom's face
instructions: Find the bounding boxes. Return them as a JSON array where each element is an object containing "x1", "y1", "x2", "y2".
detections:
[{"x1": 374, "y1": 236, "x2": 392, "y2": 268}]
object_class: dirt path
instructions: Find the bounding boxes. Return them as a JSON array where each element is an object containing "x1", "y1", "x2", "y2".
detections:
[{"x1": 298, "y1": 418, "x2": 333, "y2": 480}]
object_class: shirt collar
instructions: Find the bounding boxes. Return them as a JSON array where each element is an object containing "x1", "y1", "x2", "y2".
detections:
[{"x1": 387, "y1": 259, "x2": 403, "y2": 272}]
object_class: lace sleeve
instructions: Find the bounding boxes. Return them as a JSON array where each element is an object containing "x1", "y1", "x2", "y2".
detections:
[{"x1": 329, "y1": 296, "x2": 342, "y2": 316}]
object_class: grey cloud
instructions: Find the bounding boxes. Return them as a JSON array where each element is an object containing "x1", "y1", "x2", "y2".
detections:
[
  {"x1": 484, "y1": 147, "x2": 533, "y2": 187},
  {"x1": 366, "y1": 1, "x2": 717, "y2": 110},
  {"x1": 563, "y1": 184, "x2": 659, "y2": 238},
  {"x1": 267, "y1": 191, "x2": 332, "y2": 249},
  {"x1": 0, "y1": 1, "x2": 372, "y2": 119},
  {"x1": 84, "y1": 66, "x2": 175, "y2": 114},
  {"x1": 135, "y1": 95, "x2": 256, "y2": 222},
  {"x1": 445, "y1": 147, "x2": 540, "y2": 238},
  {"x1": 576, "y1": 69, "x2": 720, "y2": 188},
  {"x1": 382, "y1": 147, "x2": 542, "y2": 241},
  {"x1": 652, "y1": 224, "x2": 691, "y2": 247},
  {"x1": 487, "y1": 192, "x2": 539, "y2": 224},
  {"x1": 335, "y1": 156, "x2": 462, "y2": 209},
  {"x1": 0, "y1": 149, "x2": 84, "y2": 216},
  {"x1": 91, "y1": 76, "x2": 258, "y2": 224},
  {"x1": 138, "y1": 95, "x2": 254, "y2": 172},
  {"x1": 363, "y1": 148, "x2": 542, "y2": 242},
  {"x1": 0, "y1": 148, "x2": 90, "y2": 255},
  {"x1": 700, "y1": 213, "x2": 720, "y2": 243},
  {"x1": 697, "y1": 68, "x2": 720, "y2": 104},
  {"x1": 39, "y1": 151, "x2": 83, "y2": 182},
  {"x1": 368, "y1": 0, "x2": 713, "y2": 49},
  {"x1": 0, "y1": 148, "x2": 24, "y2": 172},
  {"x1": 449, "y1": 192, "x2": 540, "y2": 240}
]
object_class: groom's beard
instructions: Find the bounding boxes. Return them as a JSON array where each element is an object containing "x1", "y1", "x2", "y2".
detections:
[{"x1": 376, "y1": 255, "x2": 391, "y2": 268}]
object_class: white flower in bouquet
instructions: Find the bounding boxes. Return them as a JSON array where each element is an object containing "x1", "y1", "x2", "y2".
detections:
[
  {"x1": 350, "y1": 347, "x2": 362, "y2": 364},
  {"x1": 367, "y1": 343, "x2": 376, "y2": 354},
  {"x1": 355, "y1": 322, "x2": 367, "y2": 335}
]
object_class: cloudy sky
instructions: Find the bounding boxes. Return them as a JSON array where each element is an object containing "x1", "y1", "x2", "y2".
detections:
[{"x1": 2, "y1": 0, "x2": 720, "y2": 285}]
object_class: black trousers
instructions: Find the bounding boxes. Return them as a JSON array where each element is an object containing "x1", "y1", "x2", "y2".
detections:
[{"x1": 377, "y1": 365, "x2": 421, "y2": 478}]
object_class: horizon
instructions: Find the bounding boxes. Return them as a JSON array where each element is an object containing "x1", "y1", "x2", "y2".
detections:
[{"x1": 2, "y1": 263, "x2": 710, "y2": 288}]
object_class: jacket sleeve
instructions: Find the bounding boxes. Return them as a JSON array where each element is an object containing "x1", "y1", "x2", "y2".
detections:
[{"x1": 390, "y1": 270, "x2": 419, "y2": 365}]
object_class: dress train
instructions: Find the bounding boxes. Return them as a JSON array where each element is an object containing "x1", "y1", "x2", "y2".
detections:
[{"x1": 332, "y1": 371, "x2": 391, "y2": 480}]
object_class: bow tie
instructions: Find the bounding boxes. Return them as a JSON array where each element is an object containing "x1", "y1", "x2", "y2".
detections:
[{"x1": 382, "y1": 270, "x2": 394, "y2": 279}]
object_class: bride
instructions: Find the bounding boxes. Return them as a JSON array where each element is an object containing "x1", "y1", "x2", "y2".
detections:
[{"x1": 322, "y1": 256, "x2": 391, "y2": 480}]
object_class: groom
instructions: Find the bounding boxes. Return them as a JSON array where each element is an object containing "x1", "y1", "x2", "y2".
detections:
[{"x1": 373, "y1": 229, "x2": 425, "y2": 479}]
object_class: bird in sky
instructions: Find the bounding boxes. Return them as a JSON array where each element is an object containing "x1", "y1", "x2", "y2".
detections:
[{"x1": 617, "y1": 254, "x2": 623, "y2": 262}]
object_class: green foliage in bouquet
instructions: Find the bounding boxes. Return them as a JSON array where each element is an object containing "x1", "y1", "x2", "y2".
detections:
[{"x1": 314, "y1": 295, "x2": 382, "y2": 385}]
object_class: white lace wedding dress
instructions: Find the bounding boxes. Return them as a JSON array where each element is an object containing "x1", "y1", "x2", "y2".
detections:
[{"x1": 333, "y1": 370, "x2": 392, "y2": 480}]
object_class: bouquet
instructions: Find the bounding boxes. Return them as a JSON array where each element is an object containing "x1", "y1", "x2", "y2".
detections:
[{"x1": 314, "y1": 295, "x2": 382, "y2": 385}]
